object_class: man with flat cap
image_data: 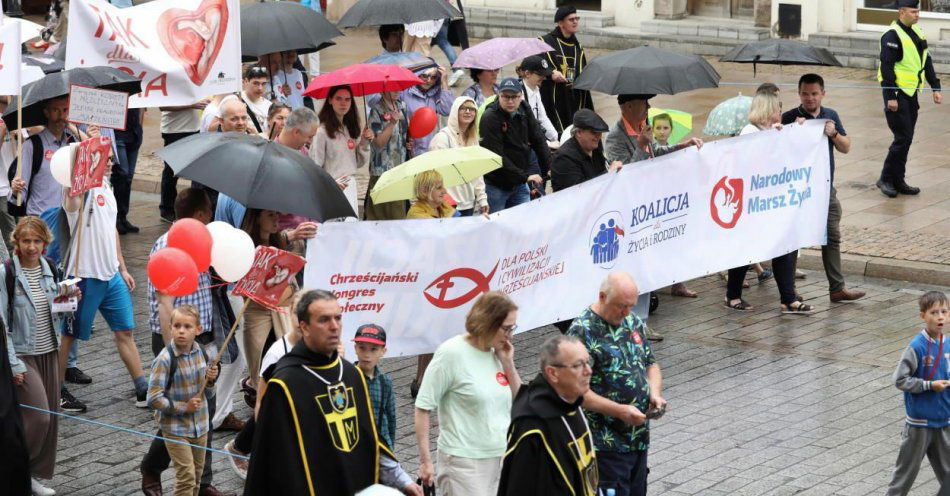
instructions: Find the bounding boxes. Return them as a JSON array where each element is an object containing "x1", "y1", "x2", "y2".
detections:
[
  {"x1": 551, "y1": 109, "x2": 622, "y2": 192},
  {"x1": 497, "y1": 335, "x2": 598, "y2": 496},
  {"x1": 876, "y1": 0, "x2": 941, "y2": 198},
  {"x1": 605, "y1": 94, "x2": 703, "y2": 166},
  {"x1": 539, "y1": 6, "x2": 594, "y2": 136}
]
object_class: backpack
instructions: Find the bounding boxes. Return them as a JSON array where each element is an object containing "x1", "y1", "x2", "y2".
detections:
[
  {"x1": 4, "y1": 257, "x2": 63, "y2": 324},
  {"x1": 7, "y1": 133, "x2": 76, "y2": 217}
]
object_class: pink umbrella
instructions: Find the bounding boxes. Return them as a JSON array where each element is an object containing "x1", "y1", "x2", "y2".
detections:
[{"x1": 452, "y1": 37, "x2": 555, "y2": 70}]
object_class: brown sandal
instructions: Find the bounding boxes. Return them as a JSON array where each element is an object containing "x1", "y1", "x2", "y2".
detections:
[{"x1": 725, "y1": 298, "x2": 753, "y2": 311}]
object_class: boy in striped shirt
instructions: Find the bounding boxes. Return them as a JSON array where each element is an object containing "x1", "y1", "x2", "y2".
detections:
[{"x1": 888, "y1": 291, "x2": 950, "y2": 495}]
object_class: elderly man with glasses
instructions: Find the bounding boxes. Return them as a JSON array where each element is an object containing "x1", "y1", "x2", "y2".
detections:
[{"x1": 566, "y1": 272, "x2": 666, "y2": 496}]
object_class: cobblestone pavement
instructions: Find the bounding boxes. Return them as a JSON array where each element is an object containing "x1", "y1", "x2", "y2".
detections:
[
  {"x1": 38, "y1": 192, "x2": 944, "y2": 495},
  {"x1": 125, "y1": 29, "x2": 950, "y2": 269}
]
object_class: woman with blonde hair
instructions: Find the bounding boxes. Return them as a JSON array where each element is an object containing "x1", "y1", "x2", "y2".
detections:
[
  {"x1": 414, "y1": 291, "x2": 521, "y2": 495},
  {"x1": 429, "y1": 96, "x2": 488, "y2": 216},
  {"x1": 407, "y1": 170, "x2": 456, "y2": 220},
  {"x1": 3, "y1": 217, "x2": 79, "y2": 496},
  {"x1": 723, "y1": 92, "x2": 811, "y2": 314}
]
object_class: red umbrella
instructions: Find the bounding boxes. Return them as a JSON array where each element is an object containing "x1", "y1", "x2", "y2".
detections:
[{"x1": 303, "y1": 63, "x2": 423, "y2": 99}]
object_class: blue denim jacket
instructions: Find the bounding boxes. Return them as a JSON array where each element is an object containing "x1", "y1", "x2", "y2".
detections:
[{"x1": 3, "y1": 256, "x2": 61, "y2": 375}]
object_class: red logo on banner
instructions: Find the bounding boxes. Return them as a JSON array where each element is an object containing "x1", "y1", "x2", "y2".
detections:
[
  {"x1": 232, "y1": 246, "x2": 305, "y2": 310},
  {"x1": 44, "y1": 149, "x2": 54, "y2": 161},
  {"x1": 71, "y1": 137, "x2": 112, "y2": 197},
  {"x1": 423, "y1": 261, "x2": 499, "y2": 309},
  {"x1": 710, "y1": 176, "x2": 743, "y2": 229},
  {"x1": 496, "y1": 372, "x2": 509, "y2": 386},
  {"x1": 156, "y1": 0, "x2": 230, "y2": 85}
]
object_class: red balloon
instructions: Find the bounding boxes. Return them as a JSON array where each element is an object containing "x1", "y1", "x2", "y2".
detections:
[
  {"x1": 167, "y1": 218, "x2": 212, "y2": 272},
  {"x1": 148, "y1": 247, "x2": 199, "y2": 297},
  {"x1": 409, "y1": 107, "x2": 438, "y2": 139}
]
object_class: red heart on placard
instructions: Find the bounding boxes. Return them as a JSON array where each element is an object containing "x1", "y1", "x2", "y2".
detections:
[{"x1": 156, "y1": 0, "x2": 229, "y2": 86}]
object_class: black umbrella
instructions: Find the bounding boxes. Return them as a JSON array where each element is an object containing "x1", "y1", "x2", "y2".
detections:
[
  {"x1": 2, "y1": 66, "x2": 142, "y2": 129},
  {"x1": 337, "y1": 0, "x2": 462, "y2": 29},
  {"x1": 157, "y1": 133, "x2": 356, "y2": 221},
  {"x1": 720, "y1": 39, "x2": 842, "y2": 76},
  {"x1": 241, "y1": 2, "x2": 342, "y2": 60},
  {"x1": 23, "y1": 56, "x2": 65, "y2": 74},
  {"x1": 573, "y1": 46, "x2": 720, "y2": 96}
]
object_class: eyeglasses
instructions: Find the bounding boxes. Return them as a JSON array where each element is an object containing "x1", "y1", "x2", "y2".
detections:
[
  {"x1": 419, "y1": 73, "x2": 438, "y2": 81},
  {"x1": 499, "y1": 94, "x2": 521, "y2": 101},
  {"x1": 565, "y1": 16, "x2": 581, "y2": 22},
  {"x1": 501, "y1": 324, "x2": 518, "y2": 333},
  {"x1": 459, "y1": 107, "x2": 477, "y2": 113},
  {"x1": 551, "y1": 359, "x2": 592, "y2": 371},
  {"x1": 246, "y1": 66, "x2": 268, "y2": 78}
]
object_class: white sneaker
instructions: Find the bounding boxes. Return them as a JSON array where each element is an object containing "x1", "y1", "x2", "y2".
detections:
[
  {"x1": 31, "y1": 478, "x2": 56, "y2": 496},
  {"x1": 449, "y1": 69, "x2": 464, "y2": 87},
  {"x1": 225, "y1": 440, "x2": 249, "y2": 480}
]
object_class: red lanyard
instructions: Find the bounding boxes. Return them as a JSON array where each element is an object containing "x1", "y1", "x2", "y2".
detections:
[{"x1": 925, "y1": 337, "x2": 944, "y2": 381}]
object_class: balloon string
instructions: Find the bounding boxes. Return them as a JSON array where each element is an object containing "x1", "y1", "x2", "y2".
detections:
[{"x1": 197, "y1": 282, "x2": 231, "y2": 290}]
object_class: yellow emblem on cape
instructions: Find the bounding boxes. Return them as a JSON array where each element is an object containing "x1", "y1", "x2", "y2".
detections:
[
  {"x1": 569, "y1": 431, "x2": 598, "y2": 496},
  {"x1": 316, "y1": 385, "x2": 360, "y2": 452}
]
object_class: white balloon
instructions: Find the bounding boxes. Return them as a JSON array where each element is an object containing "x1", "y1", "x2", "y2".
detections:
[
  {"x1": 50, "y1": 144, "x2": 74, "y2": 187},
  {"x1": 356, "y1": 485, "x2": 402, "y2": 496},
  {"x1": 212, "y1": 227, "x2": 256, "y2": 282},
  {"x1": 206, "y1": 221, "x2": 234, "y2": 244}
]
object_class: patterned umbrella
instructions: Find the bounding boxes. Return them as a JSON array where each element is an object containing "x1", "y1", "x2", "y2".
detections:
[
  {"x1": 703, "y1": 94, "x2": 752, "y2": 137},
  {"x1": 364, "y1": 51, "x2": 437, "y2": 73},
  {"x1": 452, "y1": 38, "x2": 554, "y2": 70}
]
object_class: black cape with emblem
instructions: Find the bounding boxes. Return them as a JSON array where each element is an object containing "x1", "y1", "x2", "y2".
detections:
[
  {"x1": 539, "y1": 28, "x2": 594, "y2": 135},
  {"x1": 0, "y1": 318, "x2": 30, "y2": 496},
  {"x1": 244, "y1": 343, "x2": 383, "y2": 496},
  {"x1": 497, "y1": 373, "x2": 598, "y2": 496}
]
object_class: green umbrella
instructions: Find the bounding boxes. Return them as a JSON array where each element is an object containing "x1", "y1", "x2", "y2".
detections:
[
  {"x1": 370, "y1": 146, "x2": 501, "y2": 203},
  {"x1": 703, "y1": 94, "x2": 752, "y2": 137},
  {"x1": 648, "y1": 108, "x2": 692, "y2": 146}
]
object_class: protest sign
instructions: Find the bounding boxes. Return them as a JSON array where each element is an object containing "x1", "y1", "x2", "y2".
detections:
[
  {"x1": 65, "y1": 0, "x2": 241, "y2": 107},
  {"x1": 0, "y1": 21, "x2": 21, "y2": 95},
  {"x1": 233, "y1": 246, "x2": 306, "y2": 310},
  {"x1": 68, "y1": 85, "x2": 130, "y2": 130},
  {"x1": 71, "y1": 137, "x2": 113, "y2": 197},
  {"x1": 305, "y1": 120, "x2": 833, "y2": 357}
]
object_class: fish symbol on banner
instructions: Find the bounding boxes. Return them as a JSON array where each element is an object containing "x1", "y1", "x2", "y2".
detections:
[{"x1": 423, "y1": 262, "x2": 499, "y2": 309}]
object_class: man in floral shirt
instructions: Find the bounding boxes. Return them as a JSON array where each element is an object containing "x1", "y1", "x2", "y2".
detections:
[{"x1": 566, "y1": 272, "x2": 666, "y2": 496}]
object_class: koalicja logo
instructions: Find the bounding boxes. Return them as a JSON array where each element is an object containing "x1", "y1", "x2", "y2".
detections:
[
  {"x1": 589, "y1": 211, "x2": 625, "y2": 268},
  {"x1": 710, "y1": 176, "x2": 743, "y2": 229},
  {"x1": 423, "y1": 262, "x2": 498, "y2": 309},
  {"x1": 157, "y1": 0, "x2": 229, "y2": 85}
]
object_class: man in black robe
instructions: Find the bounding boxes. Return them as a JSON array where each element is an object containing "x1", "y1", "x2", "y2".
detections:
[
  {"x1": 539, "y1": 5, "x2": 594, "y2": 136},
  {"x1": 498, "y1": 335, "x2": 598, "y2": 496},
  {"x1": 244, "y1": 290, "x2": 421, "y2": 496}
]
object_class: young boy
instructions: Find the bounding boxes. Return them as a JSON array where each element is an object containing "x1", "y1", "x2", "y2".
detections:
[
  {"x1": 888, "y1": 290, "x2": 950, "y2": 495},
  {"x1": 651, "y1": 113, "x2": 674, "y2": 146},
  {"x1": 147, "y1": 305, "x2": 219, "y2": 496},
  {"x1": 353, "y1": 324, "x2": 397, "y2": 450}
]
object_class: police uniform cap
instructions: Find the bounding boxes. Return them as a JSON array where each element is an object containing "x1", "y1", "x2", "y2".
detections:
[{"x1": 897, "y1": 0, "x2": 919, "y2": 7}]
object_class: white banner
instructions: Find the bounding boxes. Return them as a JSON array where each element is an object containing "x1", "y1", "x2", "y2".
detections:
[
  {"x1": 305, "y1": 120, "x2": 832, "y2": 357},
  {"x1": 0, "y1": 21, "x2": 21, "y2": 95},
  {"x1": 65, "y1": 0, "x2": 241, "y2": 107}
]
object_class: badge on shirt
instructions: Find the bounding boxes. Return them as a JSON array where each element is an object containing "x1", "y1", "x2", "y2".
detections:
[
  {"x1": 295, "y1": 81, "x2": 303, "y2": 90},
  {"x1": 886, "y1": 42, "x2": 900, "y2": 49},
  {"x1": 501, "y1": 122, "x2": 508, "y2": 133},
  {"x1": 924, "y1": 355, "x2": 935, "y2": 366},
  {"x1": 347, "y1": 139, "x2": 356, "y2": 150},
  {"x1": 383, "y1": 112, "x2": 392, "y2": 122},
  {"x1": 496, "y1": 372, "x2": 509, "y2": 386},
  {"x1": 631, "y1": 331, "x2": 643, "y2": 345},
  {"x1": 96, "y1": 194, "x2": 105, "y2": 207},
  {"x1": 45, "y1": 149, "x2": 54, "y2": 161}
]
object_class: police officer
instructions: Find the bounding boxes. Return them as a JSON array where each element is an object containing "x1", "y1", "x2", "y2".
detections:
[{"x1": 876, "y1": 0, "x2": 942, "y2": 198}]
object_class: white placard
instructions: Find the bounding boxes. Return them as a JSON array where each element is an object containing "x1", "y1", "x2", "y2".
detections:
[
  {"x1": 68, "y1": 85, "x2": 130, "y2": 130},
  {"x1": 305, "y1": 120, "x2": 833, "y2": 357},
  {"x1": 0, "y1": 21, "x2": 21, "y2": 95},
  {"x1": 65, "y1": 0, "x2": 242, "y2": 107}
]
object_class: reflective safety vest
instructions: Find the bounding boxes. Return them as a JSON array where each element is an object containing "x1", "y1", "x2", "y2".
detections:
[{"x1": 877, "y1": 21, "x2": 929, "y2": 97}]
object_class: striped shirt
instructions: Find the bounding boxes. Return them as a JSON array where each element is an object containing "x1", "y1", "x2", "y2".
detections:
[
  {"x1": 146, "y1": 342, "x2": 211, "y2": 438},
  {"x1": 22, "y1": 265, "x2": 56, "y2": 355}
]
